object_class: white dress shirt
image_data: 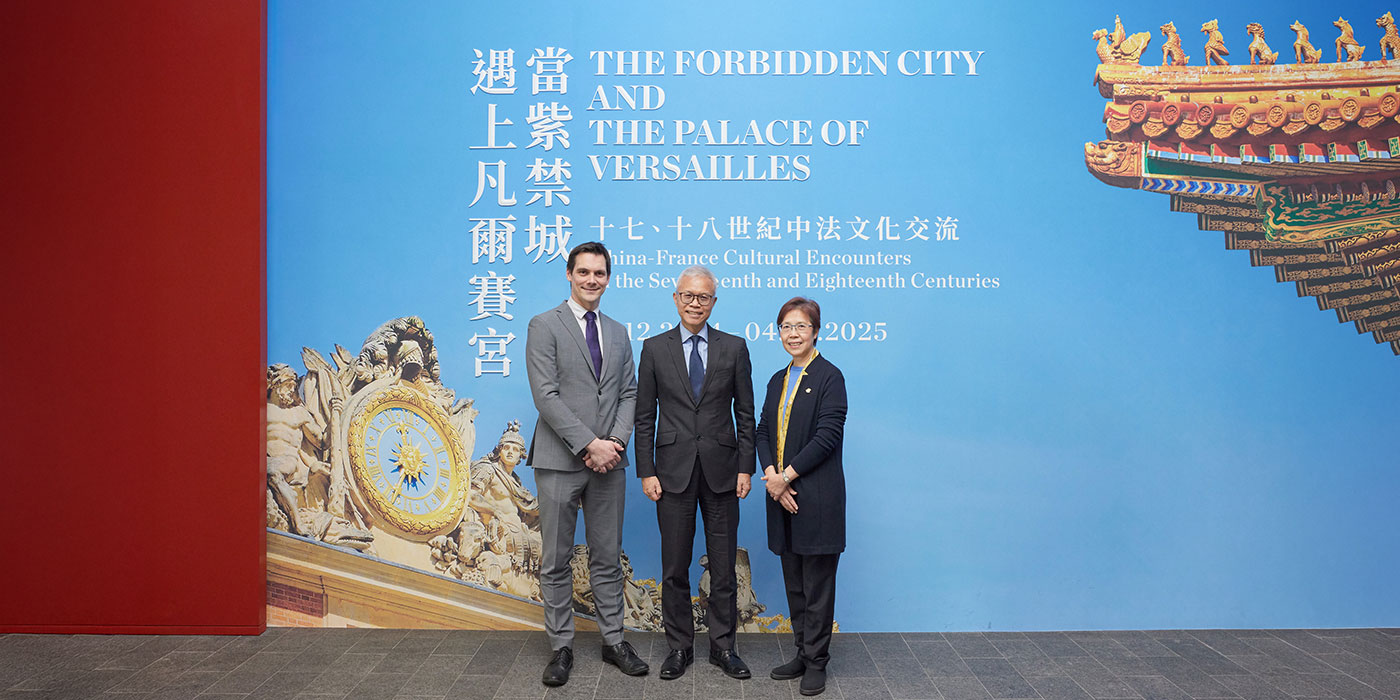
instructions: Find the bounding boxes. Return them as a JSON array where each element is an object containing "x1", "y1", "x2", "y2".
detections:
[
  {"x1": 566, "y1": 297, "x2": 604, "y2": 372},
  {"x1": 678, "y1": 323, "x2": 709, "y2": 370}
]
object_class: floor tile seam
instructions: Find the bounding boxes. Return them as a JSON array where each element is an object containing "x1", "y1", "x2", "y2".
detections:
[
  {"x1": 1134, "y1": 671, "x2": 1211, "y2": 700},
  {"x1": 289, "y1": 647, "x2": 358, "y2": 671},
  {"x1": 402, "y1": 662, "x2": 473, "y2": 693},
  {"x1": 959, "y1": 669, "x2": 1004, "y2": 699},
  {"x1": 91, "y1": 662, "x2": 207, "y2": 695},
  {"x1": 1326, "y1": 667, "x2": 1400, "y2": 696},
  {"x1": 96, "y1": 649, "x2": 177, "y2": 673},
  {"x1": 1041, "y1": 673, "x2": 1100, "y2": 700},
  {"x1": 862, "y1": 633, "x2": 919, "y2": 662}
]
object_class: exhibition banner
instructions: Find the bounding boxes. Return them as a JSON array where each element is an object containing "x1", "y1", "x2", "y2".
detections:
[{"x1": 267, "y1": 0, "x2": 1399, "y2": 631}]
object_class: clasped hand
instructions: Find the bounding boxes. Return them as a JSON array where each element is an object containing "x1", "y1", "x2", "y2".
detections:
[
  {"x1": 582, "y1": 438, "x2": 623, "y2": 473},
  {"x1": 760, "y1": 467, "x2": 798, "y2": 514}
]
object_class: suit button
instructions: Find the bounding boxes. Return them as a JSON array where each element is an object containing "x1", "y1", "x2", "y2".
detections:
[{"x1": 598, "y1": 389, "x2": 603, "y2": 396}]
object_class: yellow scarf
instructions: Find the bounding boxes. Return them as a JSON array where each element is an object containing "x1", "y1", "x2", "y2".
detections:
[{"x1": 775, "y1": 350, "x2": 818, "y2": 468}]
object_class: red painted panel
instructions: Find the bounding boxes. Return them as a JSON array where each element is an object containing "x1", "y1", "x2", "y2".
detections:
[{"x1": 0, "y1": 1, "x2": 265, "y2": 633}]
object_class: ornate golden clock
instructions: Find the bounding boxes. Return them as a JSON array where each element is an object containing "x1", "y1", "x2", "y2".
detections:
[{"x1": 347, "y1": 385, "x2": 470, "y2": 537}]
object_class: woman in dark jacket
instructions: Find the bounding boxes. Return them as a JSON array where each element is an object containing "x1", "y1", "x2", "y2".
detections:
[{"x1": 756, "y1": 297, "x2": 846, "y2": 697}]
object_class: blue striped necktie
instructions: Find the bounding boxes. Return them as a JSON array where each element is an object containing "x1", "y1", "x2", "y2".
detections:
[{"x1": 688, "y1": 335, "x2": 704, "y2": 400}]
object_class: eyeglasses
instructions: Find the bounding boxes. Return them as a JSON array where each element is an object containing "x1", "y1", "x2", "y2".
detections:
[
  {"x1": 677, "y1": 292, "x2": 715, "y2": 306},
  {"x1": 779, "y1": 323, "x2": 813, "y2": 334}
]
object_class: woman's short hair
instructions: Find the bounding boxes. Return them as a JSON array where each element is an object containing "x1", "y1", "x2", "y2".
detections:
[{"x1": 776, "y1": 296, "x2": 821, "y2": 330}]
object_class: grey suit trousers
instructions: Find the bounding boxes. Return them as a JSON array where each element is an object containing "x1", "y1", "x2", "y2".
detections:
[{"x1": 534, "y1": 467, "x2": 627, "y2": 649}]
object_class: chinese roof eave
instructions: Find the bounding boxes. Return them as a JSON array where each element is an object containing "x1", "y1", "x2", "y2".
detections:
[{"x1": 1095, "y1": 61, "x2": 1400, "y2": 99}]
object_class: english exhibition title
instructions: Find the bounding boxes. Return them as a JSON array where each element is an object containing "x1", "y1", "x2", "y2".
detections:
[{"x1": 586, "y1": 49, "x2": 986, "y2": 182}]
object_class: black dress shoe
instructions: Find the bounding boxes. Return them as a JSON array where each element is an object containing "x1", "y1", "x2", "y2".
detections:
[
  {"x1": 659, "y1": 647, "x2": 693, "y2": 680},
  {"x1": 708, "y1": 649, "x2": 752, "y2": 680},
  {"x1": 601, "y1": 640, "x2": 650, "y2": 676},
  {"x1": 770, "y1": 656, "x2": 804, "y2": 680},
  {"x1": 799, "y1": 666, "x2": 826, "y2": 696},
  {"x1": 542, "y1": 647, "x2": 572, "y2": 687}
]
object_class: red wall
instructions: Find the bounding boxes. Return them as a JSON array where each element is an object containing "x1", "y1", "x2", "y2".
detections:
[{"x1": 0, "y1": 1, "x2": 266, "y2": 633}]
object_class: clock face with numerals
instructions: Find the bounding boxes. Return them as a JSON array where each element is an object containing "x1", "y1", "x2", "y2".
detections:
[{"x1": 347, "y1": 385, "x2": 469, "y2": 537}]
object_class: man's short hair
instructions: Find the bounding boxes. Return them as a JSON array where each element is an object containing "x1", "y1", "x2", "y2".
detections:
[
  {"x1": 677, "y1": 265, "x2": 717, "y2": 288},
  {"x1": 566, "y1": 241, "x2": 611, "y2": 275},
  {"x1": 776, "y1": 296, "x2": 821, "y2": 334}
]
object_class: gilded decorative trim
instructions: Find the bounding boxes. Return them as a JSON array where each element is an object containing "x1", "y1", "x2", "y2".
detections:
[
  {"x1": 1257, "y1": 183, "x2": 1400, "y2": 243},
  {"x1": 346, "y1": 384, "x2": 471, "y2": 538}
]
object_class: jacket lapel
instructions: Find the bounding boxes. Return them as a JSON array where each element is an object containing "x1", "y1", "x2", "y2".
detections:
[
  {"x1": 666, "y1": 327, "x2": 698, "y2": 407},
  {"x1": 556, "y1": 303, "x2": 599, "y2": 383},
  {"x1": 599, "y1": 309, "x2": 621, "y2": 380}
]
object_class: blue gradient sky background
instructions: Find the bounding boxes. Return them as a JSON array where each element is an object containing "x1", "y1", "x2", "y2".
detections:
[{"x1": 269, "y1": 0, "x2": 1398, "y2": 631}]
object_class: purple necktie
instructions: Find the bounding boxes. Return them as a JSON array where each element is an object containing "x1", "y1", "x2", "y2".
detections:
[{"x1": 583, "y1": 310, "x2": 603, "y2": 378}]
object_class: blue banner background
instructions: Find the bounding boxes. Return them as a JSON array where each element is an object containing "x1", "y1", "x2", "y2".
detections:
[{"x1": 269, "y1": 0, "x2": 1399, "y2": 631}]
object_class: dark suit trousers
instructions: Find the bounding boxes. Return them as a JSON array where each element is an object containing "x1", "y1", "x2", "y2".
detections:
[
  {"x1": 657, "y1": 457, "x2": 739, "y2": 652},
  {"x1": 780, "y1": 552, "x2": 839, "y2": 669}
]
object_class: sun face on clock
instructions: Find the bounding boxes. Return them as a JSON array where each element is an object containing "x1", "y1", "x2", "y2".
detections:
[{"x1": 347, "y1": 385, "x2": 469, "y2": 537}]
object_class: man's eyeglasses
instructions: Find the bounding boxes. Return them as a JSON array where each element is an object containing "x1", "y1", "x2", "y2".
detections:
[{"x1": 677, "y1": 292, "x2": 715, "y2": 306}]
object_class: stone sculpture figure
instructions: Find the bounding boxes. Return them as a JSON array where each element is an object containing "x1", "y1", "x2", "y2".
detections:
[
  {"x1": 276, "y1": 317, "x2": 791, "y2": 634},
  {"x1": 265, "y1": 363, "x2": 373, "y2": 550},
  {"x1": 1246, "y1": 23, "x2": 1279, "y2": 65},
  {"x1": 1292, "y1": 21, "x2": 1323, "y2": 64},
  {"x1": 269, "y1": 319, "x2": 480, "y2": 553},
  {"x1": 565, "y1": 545, "x2": 663, "y2": 631},
  {"x1": 1202, "y1": 19, "x2": 1230, "y2": 65},
  {"x1": 1334, "y1": 17, "x2": 1366, "y2": 62},
  {"x1": 448, "y1": 422, "x2": 545, "y2": 598},
  {"x1": 1161, "y1": 22, "x2": 1190, "y2": 66},
  {"x1": 1093, "y1": 15, "x2": 1151, "y2": 65},
  {"x1": 335, "y1": 319, "x2": 479, "y2": 474},
  {"x1": 266, "y1": 363, "x2": 322, "y2": 535},
  {"x1": 1378, "y1": 12, "x2": 1400, "y2": 60},
  {"x1": 695, "y1": 549, "x2": 769, "y2": 630},
  {"x1": 352, "y1": 316, "x2": 441, "y2": 389}
]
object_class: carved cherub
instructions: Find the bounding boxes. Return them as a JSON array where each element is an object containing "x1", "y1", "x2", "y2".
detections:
[
  {"x1": 1202, "y1": 19, "x2": 1230, "y2": 65},
  {"x1": 1161, "y1": 22, "x2": 1190, "y2": 66},
  {"x1": 1291, "y1": 21, "x2": 1323, "y2": 64},
  {"x1": 1379, "y1": 12, "x2": 1400, "y2": 60},
  {"x1": 1246, "y1": 23, "x2": 1279, "y2": 64},
  {"x1": 1334, "y1": 17, "x2": 1366, "y2": 61}
]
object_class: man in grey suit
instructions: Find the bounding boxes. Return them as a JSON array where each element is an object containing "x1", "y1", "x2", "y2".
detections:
[
  {"x1": 635, "y1": 265, "x2": 756, "y2": 681},
  {"x1": 525, "y1": 241, "x2": 649, "y2": 687}
]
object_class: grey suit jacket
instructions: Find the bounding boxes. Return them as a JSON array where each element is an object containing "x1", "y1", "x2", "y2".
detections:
[
  {"x1": 525, "y1": 301, "x2": 637, "y2": 471},
  {"x1": 634, "y1": 325, "x2": 756, "y2": 493}
]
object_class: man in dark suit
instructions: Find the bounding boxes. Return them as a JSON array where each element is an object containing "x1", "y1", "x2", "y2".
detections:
[
  {"x1": 525, "y1": 241, "x2": 649, "y2": 687},
  {"x1": 635, "y1": 265, "x2": 756, "y2": 681}
]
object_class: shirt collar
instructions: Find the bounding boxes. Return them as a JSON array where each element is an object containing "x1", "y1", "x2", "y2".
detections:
[
  {"x1": 679, "y1": 323, "x2": 709, "y2": 345},
  {"x1": 566, "y1": 297, "x2": 598, "y2": 320}
]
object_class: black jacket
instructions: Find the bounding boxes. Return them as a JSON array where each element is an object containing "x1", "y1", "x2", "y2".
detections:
[{"x1": 756, "y1": 352, "x2": 847, "y2": 555}]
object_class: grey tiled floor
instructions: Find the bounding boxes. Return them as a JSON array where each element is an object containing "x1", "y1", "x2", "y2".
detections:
[{"x1": 3, "y1": 628, "x2": 1398, "y2": 700}]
